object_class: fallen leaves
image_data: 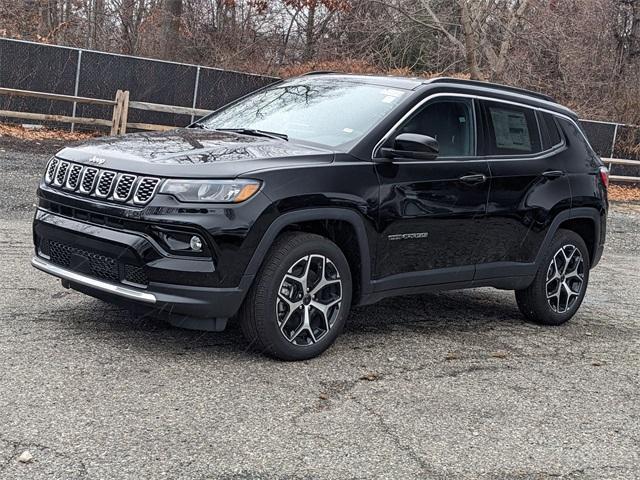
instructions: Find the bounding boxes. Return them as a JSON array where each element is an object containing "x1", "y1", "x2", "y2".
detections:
[
  {"x1": 445, "y1": 352, "x2": 461, "y2": 361},
  {"x1": 609, "y1": 184, "x2": 640, "y2": 202},
  {"x1": 359, "y1": 372, "x2": 381, "y2": 382},
  {"x1": 490, "y1": 351, "x2": 508, "y2": 359},
  {"x1": 0, "y1": 122, "x2": 97, "y2": 142}
]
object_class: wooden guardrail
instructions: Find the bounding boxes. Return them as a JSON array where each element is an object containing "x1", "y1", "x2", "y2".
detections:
[
  {"x1": 0, "y1": 86, "x2": 118, "y2": 132},
  {"x1": 0, "y1": 86, "x2": 212, "y2": 135},
  {"x1": 0, "y1": 86, "x2": 639, "y2": 183},
  {"x1": 603, "y1": 158, "x2": 640, "y2": 183}
]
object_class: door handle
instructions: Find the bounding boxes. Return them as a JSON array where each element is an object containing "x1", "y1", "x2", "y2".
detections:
[
  {"x1": 459, "y1": 174, "x2": 487, "y2": 185},
  {"x1": 542, "y1": 170, "x2": 565, "y2": 178}
]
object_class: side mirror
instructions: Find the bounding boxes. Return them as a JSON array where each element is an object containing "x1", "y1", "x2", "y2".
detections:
[{"x1": 380, "y1": 133, "x2": 439, "y2": 161}]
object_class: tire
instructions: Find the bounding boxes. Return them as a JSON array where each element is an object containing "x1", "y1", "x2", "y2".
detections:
[
  {"x1": 238, "y1": 232, "x2": 352, "y2": 361},
  {"x1": 515, "y1": 229, "x2": 590, "y2": 326}
]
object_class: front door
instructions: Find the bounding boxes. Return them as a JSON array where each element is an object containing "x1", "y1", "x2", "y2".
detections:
[{"x1": 373, "y1": 97, "x2": 490, "y2": 290}]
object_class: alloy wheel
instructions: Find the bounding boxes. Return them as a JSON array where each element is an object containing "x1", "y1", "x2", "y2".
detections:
[
  {"x1": 546, "y1": 244, "x2": 585, "y2": 314},
  {"x1": 275, "y1": 254, "x2": 342, "y2": 346}
]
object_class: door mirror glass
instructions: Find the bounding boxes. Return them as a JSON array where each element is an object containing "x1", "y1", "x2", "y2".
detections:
[{"x1": 381, "y1": 133, "x2": 439, "y2": 161}]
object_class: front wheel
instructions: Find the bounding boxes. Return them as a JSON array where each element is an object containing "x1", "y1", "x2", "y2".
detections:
[
  {"x1": 238, "y1": 232, "x2": 352, "y2": 360},
  {"x1": 515, "y1": 229, "x2": 590, "y2": 326}
]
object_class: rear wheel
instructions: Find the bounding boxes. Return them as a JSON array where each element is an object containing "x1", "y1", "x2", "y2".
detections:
[
  {"x1": 238, "y1": 232, "x2": 352, "y2": 360},
  {"x1": 515, "y1": 229, "x2": 590, "y2": 326}
]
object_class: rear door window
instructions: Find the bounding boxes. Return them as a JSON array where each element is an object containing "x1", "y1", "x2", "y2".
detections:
[{"x1": 483, "y1": 101, "x2": 541, "y2": 155}]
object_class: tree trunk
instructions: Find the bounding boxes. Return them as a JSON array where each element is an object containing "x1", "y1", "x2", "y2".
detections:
[
  {"x1": 64, "y1": 0, "x2": 71, "y2": 23},
  {"x1": 492, "y1": 0, "x2": 530, "y2": 80},
  {"x1": 302, "y1": 0, "x2": 317, "y2": 62},
  {"x1": 161, "y1": 0, "x2": 183, "y2": 60},
  {"x1": 459, "y1": 1, "x2": 483, "y2": 80},
  {"x1": 92, "y1": 0, "x2": 104, "y2": 50},
  {"x1": 38, "y1": 0, "x2": 54, "y2": 40},
  {"x1": 120, "y1": 0, "x2": 135, "y2": 54}
]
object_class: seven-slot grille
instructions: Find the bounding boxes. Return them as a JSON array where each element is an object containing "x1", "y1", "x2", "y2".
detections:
[
  {"x1": 95, "y1": 170, "x2": 116, "y2": 197},
  {"x1": 80, "y1": 167, "x2": 98, "y2": 193},
  {"x1": 65, "y1": 164, "x2": 83, "y2": 190},
  {"x1": 53, "y1": 161, "x2": 69, "y2": 186},
  {"x1": 44, "y1": 158, "x2": 160, "y2": 205},
  {"x1": 134, "y1": 178, "x2": 161, "y2": 204},
  {"x1": 114, "y1": 174, "x2": 136, "y2": 201},
  {"x1": 45, "y1": 158, "x2": 59, "y2": 183}
]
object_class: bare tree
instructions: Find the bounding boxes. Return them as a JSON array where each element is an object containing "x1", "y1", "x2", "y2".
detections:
[
  {"x1": 161, "y1": 0, "x2": 182, "y2": 58},
  {"x1": 0, "y1": 0, "x2": 638, "y2": 122}
]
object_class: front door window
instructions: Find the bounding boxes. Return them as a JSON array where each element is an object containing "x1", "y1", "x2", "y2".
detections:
[{"x1": 399, "y1": 98, "x2": 475, "y2": 157}]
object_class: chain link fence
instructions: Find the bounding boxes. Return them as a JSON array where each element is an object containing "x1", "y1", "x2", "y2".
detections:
[
  {"x1": 581, "y1": 119, "x2": 640, "y2": 180},
  {"x1": 580, "y1": 119, "x2": 640, "y2": 160},
  {"x1": 1, "y1": 37, "x2": 639, "y2": 179},
  {"x1": 0, "y1": 38, "x2": 278, "y2": 130}
]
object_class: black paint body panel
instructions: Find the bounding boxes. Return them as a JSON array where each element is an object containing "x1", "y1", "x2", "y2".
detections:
[{"x1": 32, "y1": 75, "x2": 608, "y2": 323}]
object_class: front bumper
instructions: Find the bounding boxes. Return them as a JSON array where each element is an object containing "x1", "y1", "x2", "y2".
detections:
[
  {"x1": 32, "y1": 208, "x2": 251, "y2": 323},
  {"x1": 32, "y1": 256, "x2": 157, "y2": 303}
]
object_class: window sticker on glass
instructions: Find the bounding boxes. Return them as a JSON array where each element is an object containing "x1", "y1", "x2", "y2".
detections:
[
  {"x1": 489, "y1": 107, "x2": 532, "y2": 151},
  {"x1": 380, "y1": 89, "x2": 404, "y2": 104},
  {"x1": 381, "y1": 89, "x2": 404, "y2": 97}
]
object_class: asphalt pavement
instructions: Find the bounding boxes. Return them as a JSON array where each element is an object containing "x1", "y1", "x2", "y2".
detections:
[{"x1": 1, "y1": 140, "x2": 639, "y2": 479}]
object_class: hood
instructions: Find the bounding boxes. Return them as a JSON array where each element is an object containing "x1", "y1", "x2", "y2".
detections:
[{"x1": 55, "y1": 128, "x2": 334, "y2": 178}]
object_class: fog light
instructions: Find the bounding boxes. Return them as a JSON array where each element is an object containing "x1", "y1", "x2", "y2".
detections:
[{"x1": 190, "y1": 235, "x2": 203, "y2": 252}]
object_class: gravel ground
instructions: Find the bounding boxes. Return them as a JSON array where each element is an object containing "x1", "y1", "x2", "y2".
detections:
[{"x1": 1, "y1": 139, "x2": 639, "y2": 480}]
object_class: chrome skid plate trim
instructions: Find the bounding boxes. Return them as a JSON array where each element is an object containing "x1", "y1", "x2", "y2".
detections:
[{"x1": 31, "y1": 256, "x2": 157, "y2": 304}]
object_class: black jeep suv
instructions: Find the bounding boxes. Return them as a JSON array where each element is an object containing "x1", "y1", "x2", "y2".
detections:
[{"x1": 32, "y1": 74, "x2": 608, "y2": 360}]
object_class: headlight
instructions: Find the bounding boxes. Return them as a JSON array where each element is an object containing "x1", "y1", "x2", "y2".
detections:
[{"x1": 159, "y1": 179, "x2": 261, "y2": 203}]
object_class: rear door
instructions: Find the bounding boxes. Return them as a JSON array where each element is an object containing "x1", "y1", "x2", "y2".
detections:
[
  {"x1": 373, "y1": 97, "x2": 491, "y2": 288},
  {"x1": 476, "y1": 100, "x2": 571, "y2": 280}
]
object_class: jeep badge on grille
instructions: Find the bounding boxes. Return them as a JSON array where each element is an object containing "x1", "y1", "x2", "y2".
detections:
[{"x1": 88, "y1": 156, "x2": 106, "y2": 165}]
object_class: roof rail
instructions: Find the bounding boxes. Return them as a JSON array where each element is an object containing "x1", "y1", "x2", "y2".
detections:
[
  {"x1": 300, "y1": 71, "x2": 338, "y2": 76},
  {"x1": 429, "y1": 77, "x2": 556, "y2": 103}
]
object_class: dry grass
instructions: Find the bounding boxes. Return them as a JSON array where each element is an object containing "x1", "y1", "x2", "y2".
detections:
[
  {"x1": 277, "y1": 59, "x2": 472, "y2": 80},
  {"x1": 0, "y1": 123, "x2": 98, "y2": 142},
  {"x1": 609, "y1": 184, "x2": 640, "y2": 202},
  {"x1": 278, "y1": 59, "x2": 412, "y2": 78}
]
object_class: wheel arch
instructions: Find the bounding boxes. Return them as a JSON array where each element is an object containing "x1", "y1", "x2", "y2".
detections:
[
  {"x1": 535, "y1": 207, "x2": 602, "y2": 268},
  {"x1": 242, "y1": 208, "x2": 374, "y2": 304}
]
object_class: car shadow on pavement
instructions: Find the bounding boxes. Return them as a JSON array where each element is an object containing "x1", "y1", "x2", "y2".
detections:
[
  {"x1": 348, "y1": 289, "x2": 523, "y2": 335},
  {"x1": 53, "y1": 288, "x2": 524, "y2": 359}
]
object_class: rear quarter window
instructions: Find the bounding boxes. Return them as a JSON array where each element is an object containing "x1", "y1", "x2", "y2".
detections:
[
  {"x1": 483, "y1": 101, "x2": 541, "y2": 156},
  {"x1": 538, "y1": 111, "x2": 563, "y2": 150}
]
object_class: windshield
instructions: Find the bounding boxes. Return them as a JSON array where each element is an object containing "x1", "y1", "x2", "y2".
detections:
[{"x1": 200, "y1": 78, "x2": 408, "y2": 147}]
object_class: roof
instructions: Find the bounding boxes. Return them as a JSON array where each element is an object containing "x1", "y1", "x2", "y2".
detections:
[
  {"x1": 299, "y1": 72, "x2": 576, "y2": 117},
  {"x1": 299, "y1": 72, "x2": 426, "y2": 90},
  {"x1": 426, "y1": 77, "x2": 556, "y2": 102},
  {"x1": 423, "y1": 77, "x2": 578, "y2": 118}
]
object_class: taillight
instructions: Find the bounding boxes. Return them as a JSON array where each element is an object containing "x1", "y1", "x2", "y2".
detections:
[{"x1": 598, "y1": 166, "x2": 609, "y2": 189}]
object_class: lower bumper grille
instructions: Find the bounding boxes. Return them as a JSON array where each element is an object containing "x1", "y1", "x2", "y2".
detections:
[{"x1": 46, "y1": 240, "x2": 148, "y2": 286}]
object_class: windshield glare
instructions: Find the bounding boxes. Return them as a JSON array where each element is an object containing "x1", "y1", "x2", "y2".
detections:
[{"x1": 201, "y1": 78, "x2": 407, "y2": 147}]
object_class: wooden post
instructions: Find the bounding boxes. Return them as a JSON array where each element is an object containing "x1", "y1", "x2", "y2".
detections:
[
  {"x1": 119, "y1": 90, "x2": 130, "y2": 135},
  {"x1": 110, "y1": 90, "x2": 123, "y2": 135}
]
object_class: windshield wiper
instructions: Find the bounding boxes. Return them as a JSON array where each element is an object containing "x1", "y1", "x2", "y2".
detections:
[
  {"x1": 215, "y1": 128, "x2": 288, "y2": 141},
  {"x1": 189, "y1": 122, "x2": 209, "y2": 129}
]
